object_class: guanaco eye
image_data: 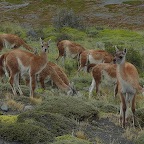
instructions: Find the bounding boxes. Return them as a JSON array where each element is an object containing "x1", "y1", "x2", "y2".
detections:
[{"x1": 119, "y1": 56, "x2": 123, "y2": 59}]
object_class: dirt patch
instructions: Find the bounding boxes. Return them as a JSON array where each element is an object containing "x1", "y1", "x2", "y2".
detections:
[{"x1": 86, "y1": 117, "x2": 134, "y2": 144}]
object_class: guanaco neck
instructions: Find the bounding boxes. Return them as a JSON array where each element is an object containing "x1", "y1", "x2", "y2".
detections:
[
  {"x1": 39, "y1": 51, "x2": 48, "y2": 61},
  {"x1": 117, "y1": 57, "x2": 126, "y2": 81}
]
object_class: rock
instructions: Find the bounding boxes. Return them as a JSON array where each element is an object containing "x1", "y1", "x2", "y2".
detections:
[
  {"x1": 24, "y1": 105, "x2": 34, "y2": 111},
  {"x1": 1, "y1": 103, "x2": 9, "y2": 112}
]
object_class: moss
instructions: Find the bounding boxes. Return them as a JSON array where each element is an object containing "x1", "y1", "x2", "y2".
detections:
[
  {"x1": 18, "y1": 111, "x2": 77, "y2": 136},
  {"x1": 0, "y1": 123, "x2": 53, "y2": 144},
  {"x1": 51, "y1": 135, "x2": 92, "y2": 144},
  {"x1": 0, "y1": 115, "x2": 18, "y2": 124},
  {"x1": 35, "y1": 95, "x2": 99, "y2": 122}
]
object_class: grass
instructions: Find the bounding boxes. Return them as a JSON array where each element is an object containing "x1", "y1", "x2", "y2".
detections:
[
  {"x1": 0, "y1": 21, "x2": 144, "y2": 143},
  {"x1": 6, "y1": 99, "x2": 24, "y2": 111}
]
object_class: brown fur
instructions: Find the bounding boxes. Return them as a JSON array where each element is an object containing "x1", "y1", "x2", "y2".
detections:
[
  {"x1": 1, "y1": 39, "x2": 50, "y2": 97},
  {"x1": 88, "y1": 63, "x2": 118, "y2": 98},
  {"x1": 56, "y1": 40, "x2": 85, "y2": 65},
  {"x1": 47, "y1": 65, "x2": 72, "y2": 93},
  {"x1": 113, "y1": 48, "x2": 144, "y2": 128},
  {"x1": 0, "y1": 34, "x2": 33, "y2": 51},
  {"x1": 78, "y1": 49, "x2": 113, "y2": 73},
  {"x1": 39, "y1": 61, "x2": 70, "y2": 89}
]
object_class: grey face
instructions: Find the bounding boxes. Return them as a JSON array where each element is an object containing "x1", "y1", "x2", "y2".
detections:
[{"x1": 40, "y1": 38, "x2": 51, "y2": 52}]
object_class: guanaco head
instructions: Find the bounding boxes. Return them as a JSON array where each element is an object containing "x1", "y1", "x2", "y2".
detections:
[
  {"x1": 113, "y1": 48, "x2": 127, "y2": 64},
  {"x1": 67, "y1": 82, "x2": 77, "y2": 96},
  {"x1": 40, "y1": 38, "x2": 51, "y2": 52}
]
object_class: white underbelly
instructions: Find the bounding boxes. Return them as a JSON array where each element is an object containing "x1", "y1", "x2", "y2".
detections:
[
  {"x1": 65, "y1": 47, "x2": 77, "y2": 59},
  {"x1": 17, "y1": 58, "x2": 30, "y2": 76},
  {"x1": 102, "y1": 70, "x2": 117, "y2": 85},
  {"x1": 88, "y1": 55, "x2": 103, "y2": 64}
]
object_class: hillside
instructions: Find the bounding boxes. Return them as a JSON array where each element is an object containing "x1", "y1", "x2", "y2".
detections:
[
  {"x1": 0, "y1": 0, "x2": 144, "y2": 30},
  {"x1": 0, "y1": 0, "x2": 144, "y2": 144}
]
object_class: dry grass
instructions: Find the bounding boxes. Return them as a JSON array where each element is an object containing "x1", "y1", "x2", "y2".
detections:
[
  {"x1": 122, "y1": 127, "x2": 140, "y2": 141},
  {"x1": 75, "y1": 130, "x2": 88, "y2": 140},
  {"x1": 95, "y1": 136, "x2": 104, "y2": 144},
  {"x1": 6, "y1": 99, "x2": 24, "y2": 111},
  {"x1": 29, "y1": 97, "x2": 43, "y2": 105}
]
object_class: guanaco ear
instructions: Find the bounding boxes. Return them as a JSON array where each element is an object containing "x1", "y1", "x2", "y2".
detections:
[
  {"x1": 115, "y1": 46, "x2": 119, "y2": 53},
  {"x1": 48, "y1": 39, "x2": 51, "y2": 45},
  {"x1": 40, "y1": 38, "x2": 43, "y2": 45},
  {"x1": 123, "y1": 48, "x2": 127, "y2": 54}
]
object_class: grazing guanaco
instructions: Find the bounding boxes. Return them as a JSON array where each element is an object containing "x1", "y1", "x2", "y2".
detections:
[
  {"x1": 113, "y1": 48, "x2": 144, "y2": 128},
  {"x1": 38, "y1": 61, "x2": 70, "y2": 90},
  {"x1": 0, "y1": 33, "x2": 33, "y2": 51},
  {"x1": 1, "y1": 38, "x2": 50, "y2": 97},
  {"x1": 78, "y1": 49, "x2": 113, "y2": 73},
  {"x1": 46, "y1": 64, "x2": 76, "y2": 95},
  {"x1": 87, "y1": 63, "x2": 118, "y2": 98},
  {"x1": 56, "y1": 40, "x2": 85, "y2": 66}
]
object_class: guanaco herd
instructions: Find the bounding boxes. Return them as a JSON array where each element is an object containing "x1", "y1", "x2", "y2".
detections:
[{"x1": 0, "y1": 33, "x2": 144, "y2": 128}]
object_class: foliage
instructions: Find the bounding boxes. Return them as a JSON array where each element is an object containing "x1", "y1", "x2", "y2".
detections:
[
  {"x1": 35, "y1": 95, "x2": 99, "y2": 122},
  {"x1": 0, "y1": 123, "x2": 53, "y2": 144},
  {"x1": 52, "y1": 8, "x2": 85, "y2": 30},
  {"x1": 17, "y1": 111, "x2": 77, "y2": 137},
  {"x1": 51, "y1": 135, "x2": 92, "y2": 144},
  {"x1": 60, "y1": 27, "x2": 87, "y2": 41},
  {"x1": 0, "y1": 115, "x2": 17, "y2": 124},
  {"x1": 0, "y1": 22, "x2": 27, "y2": 39}
]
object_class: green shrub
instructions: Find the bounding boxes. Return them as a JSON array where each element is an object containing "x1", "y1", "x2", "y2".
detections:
[
  {"x1": 53, "y1": 8, "x2": 85, "y2": 30},
  {"x1": 51, "y1": 135, "x2": 92, "y2": 144},
  {"x1": 0, "y1": 123, "x2": 53, "y2": 144},
  {"x1": 60, "y1": 27, "x2": 87, "y2": 41},
  {"x1": 35, "y1": 95, "x2": 99, "y2": 122},
  {"x1": 18, "y1": 111, "x2": 77, "y2": 136},
  {"x1": 0, "y1": 22, "x2": 27, "y2": 39}
]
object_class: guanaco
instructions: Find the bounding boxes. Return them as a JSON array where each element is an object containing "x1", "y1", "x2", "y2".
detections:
[
  {"x1": 46, "y1": 64, "x2": 76, "y2": 95},
  {"x1": 0, "y1": 33, "x2": 33, "y2": 51},
  {"x1": 87, "y1": 63, "x2": 118, "y2": 98},
  {"x1": 113, "y1": 48, "x2": 144, "y2": 128},
  {"x1": 56, "y1": 40, "x2": 85, "y2": 66},
  {"x1": 38, "y1": 61, "x2": 70, "y2": 89},
  {"x1": 25, "y1": 61, "x2": 76, "y2": 95},
  {"x1": 1, "y1": 38, "x2": 50, "y2": 97},
  {"x1": 78, "y1": 49, "x2": 113, "y2": 73}
]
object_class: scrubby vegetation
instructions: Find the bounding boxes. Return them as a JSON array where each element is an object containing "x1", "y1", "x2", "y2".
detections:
[{"x1": 0, "y1": 1, "x2": 144, "y2": 143}]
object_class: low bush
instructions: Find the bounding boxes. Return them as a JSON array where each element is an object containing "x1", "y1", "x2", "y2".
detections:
[
  {"x1": 51, "y1": 135, "x2": 92, "y2": 144},
  {"x1": 0, "y1": 123, "x2": 53, "y2": 144},
  {"x1": 18, "y1": 111, "x2": 77, "y2": 137},
  {"x1": 35, "y1": 95, "x2": 99, "y2": 122}
]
